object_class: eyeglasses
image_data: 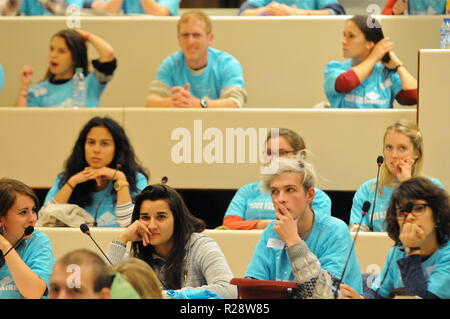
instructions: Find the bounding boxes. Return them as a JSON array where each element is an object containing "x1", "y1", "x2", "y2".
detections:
[
  {"x1": 264, "y1": 150, "x2": 296, "y2": 157},
  {"x1": 395, "y1": 203, "x2": 430, "y2": 218}
]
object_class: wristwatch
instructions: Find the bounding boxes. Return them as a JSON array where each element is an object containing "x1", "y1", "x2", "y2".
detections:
[
  {"x1": 404, "y1": 246, "x2": 421, "y2": 254},
  {"x1": 200, "y1": 98, "x2": 208, "y2": 108},
  {"x1": 114, "y1": 180, "x2": 129, "y2": 192}
]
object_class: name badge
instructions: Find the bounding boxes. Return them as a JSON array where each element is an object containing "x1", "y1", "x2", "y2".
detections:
[{"x1": 267, "y1": 238, "x2": 285, "y2": 250}]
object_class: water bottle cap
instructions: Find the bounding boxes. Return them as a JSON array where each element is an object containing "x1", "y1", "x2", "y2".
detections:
[
  {"x1": 75, "y1": 67, "x2": 83, "y2": 73},
  {"x1": 444, "y1": 18, "x2": 450, "y2": 22}
]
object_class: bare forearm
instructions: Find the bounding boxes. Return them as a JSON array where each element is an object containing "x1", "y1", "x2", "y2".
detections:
[
  {"x1": 397, "y1": 66, "x2": 417, "y2": 90},
  {"x1": 53, "y1": 181, "x2": 75, "y2": 204},
  {"x1": 87, "y1": 33, "x2": 115, "y2": 62},
  {"x1": 206, "y1": 98, "x2": 239, "y2": 108},
  {"x1": 241, "y1": 7, "x2": 267, "y2": 16},
  {"x1": 15, "y1": 88, "x2": 28, "y2": 107},
  {"x1": 4, "y1": 250, "x2": 47, "y2": 299},
  {"x1": 140, "y1": 0, "x2": 170, "y2": 15},
  {"x1": 352, "y1": 56, "x2": 378, "y2": 84}
]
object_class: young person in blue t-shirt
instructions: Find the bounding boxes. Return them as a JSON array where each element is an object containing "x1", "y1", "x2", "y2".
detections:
[
  {"x1": 223, "y1": 128, "x2": 331, "y2": 230},
  {"x1": 350, "y1": 119, "x2": 444, "y2": 232},
  {"x1": 239, "y1": 0, "x2": 346, "y2": 16},
  {"x1": 340, "y1": 177, "x2": 450, "y2": 299},
  {"x1": 324, "y1": 15, "x2": 418, "y2": 108},
  {"x1": 0, "y1": 0, "x2": 83, "y2": 16},
  {"x1": 44, "y1": 117, "x2": 149, "y2": 227},
  {"x1": 0, "y1": 178, "x2": 55, "y2": 299},
  {"x1": 145, "y1": 10, "x2": 247, "y2": 109},
  {"x1": 15, "y1": 28, "x2": 116, "y2": 108},
  {"x1": 245, "y1": 156, "x2": 362, "y2": 298},
  {"x1": 91, "y1": 0, "x2": 179, "y2": 15}
]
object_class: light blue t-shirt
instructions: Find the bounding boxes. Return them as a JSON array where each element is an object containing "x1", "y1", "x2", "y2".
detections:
[
  {"x1": 245, "y1": 211, "x2": 363, "y2": 294},
  {"x1": 408, "y1": 0, "x2": 446, "y2": 14},
  {"x1": 247, "y1": 0, "x2": 338, "y2": 9},
  {"x1": 0, "y1": 230, "x2": 55, "y2": 299},
  {"x1": 27, "y1": 72, "x2": 106, "y2": 108},
  {"x1": 324, "y1": 60, "x2": 404, "y2": 109},
  {"x1": 371, "y1": 241, "x2": 450, "y2": 298},
  {"x1": 103, "y1": 0, "x2": 180, "y2": 15},
  {"x1": 157, "y1": 47, "x2": 245, "y2": 100},
  {"x1": 44, "y1": 173, "x2": 148, "y2": 227},
  {"x1": 0, "y1": 64, "x2": 4, "y2": 93},
  {"x1": 350, "y1": 177, "x2": 444, "y2": 232},
  {"x1": 224, "y1": 181, "x2": 332, "y2": 221},
  {"x1": 19, "y1": 0, "x2": 83, "y2": 15}
]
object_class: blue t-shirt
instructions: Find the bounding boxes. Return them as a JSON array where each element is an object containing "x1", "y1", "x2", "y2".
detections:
[
  {"x1": 245, "y1": 211, "x2": 363, "y2": 294},
  {"x1": 156, "y1": 47, "x2": 245, "y2": 100},
  {"x1": 19, "y1": 0, "x2": 83, "y2": 15},
  {"x1": 350, "y1": 177, "x2": 444, "y2": 232},
  {"x1": 324, "y1": 60, "x2": 404, "y2": 109},
  {"x1": 27, "y1": 71, "x2": 108, "y2": 108},
  {"x1": 44, "y1": 172, "x2": 148, "y2": 227},
  {"x1": 0, "y1": 230, "x2": 55, "y2": 299},
  {"x1": 371, "y1": 241, "x2": 450, "y2": 298},
  {"x1": 408, "y1": 0, "x2": 446, "y2": 14},
  {"x1": 224, "y1": 181, "x2": 332, "y2": 221},
  {"x1": 247, "y1": 0, "x2": 338, "y2": 9},
  {"x1": 0, "y1": 64, "x2": 4, "y2": 93},
  {"x1": 103, "y1": 0, "x2": 180, "y2": 15}
]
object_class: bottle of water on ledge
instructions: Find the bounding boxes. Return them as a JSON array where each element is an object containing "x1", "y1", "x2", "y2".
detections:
[
  {"x1": 72, "y1": 67, "x2": 86, "y2": 108},
  {"x1": 440, "y1": 18, "x2": 450, "y2": 49}
]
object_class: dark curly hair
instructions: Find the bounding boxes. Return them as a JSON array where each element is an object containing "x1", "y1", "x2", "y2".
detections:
[
  {"x1": 385, "y1": 177, "x2": 450, "y2": 247},
  {"x1": 58, "y1": 116, "x2": 149, "y2": 208},
  {"x1": 130, "y1": 184, "x2": 205, "y2": 290}
]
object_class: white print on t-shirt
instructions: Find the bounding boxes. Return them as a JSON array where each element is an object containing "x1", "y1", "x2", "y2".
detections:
[
  {"x1": 0, "y1": 276, "x2": 16, "y2": 291},
  {"x1": 267, "y1": 238, "x2": 285, "y2": 250}
]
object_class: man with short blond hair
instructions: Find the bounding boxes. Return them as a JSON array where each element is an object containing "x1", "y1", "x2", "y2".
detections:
[{"x1": 145, "y1": 10, "x2": 247, "y2": 109}]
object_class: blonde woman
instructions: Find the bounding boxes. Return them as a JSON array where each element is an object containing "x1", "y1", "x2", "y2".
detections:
[{"x1": 349, "y1": 119, "x2": 444, "y2": 232}]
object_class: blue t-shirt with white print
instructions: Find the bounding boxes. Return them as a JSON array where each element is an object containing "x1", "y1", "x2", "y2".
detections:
[
  {"x1": 245, "y1": 211, "x2": 363, "y2": 294},
  {"x1": 44, "y1": 173, "x2": 148, "y2": 227},
  {"x1": 0, "y1": 230, "x2": 55, "y2": 299},
  {"x1": 224, "y1": 181, "x2": 332, "y2": 221},
  {"x1": 247, "y1": 0, "x2": 338, "y2": 9},
  {"x1": 371, "y1": 241, "x2": 450, "y2": 298},
  {"x1": 408, "y1": 0, "x2": 446, "y2": 15},
  {"x1": 350, "y1": 177, "x2": 444, "y2": 232},
  {"x1": 157, "y1": 47, "x2": 245, "y2": 100},
  {"x1": 19, "y1": 0, "x2": 83, "y2": 16},
  {"x1": 324, "y1": 60, "x2": 404, "y2": 109},
  {"x1": 27, "y1": 71, "x2": 106, "y2": 108}
]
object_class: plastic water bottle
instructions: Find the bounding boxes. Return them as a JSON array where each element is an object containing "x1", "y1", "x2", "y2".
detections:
[
  {"x1": 440, "y1": 18, "x2": 450, "y2": 49},
  {"x1": 72, "y1": 67, "x2": 86, "y2": 108}
]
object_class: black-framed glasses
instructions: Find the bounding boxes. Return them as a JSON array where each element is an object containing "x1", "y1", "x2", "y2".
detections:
[{"x1": 395, "y1": 203, "x2": 430, "y2": 218}]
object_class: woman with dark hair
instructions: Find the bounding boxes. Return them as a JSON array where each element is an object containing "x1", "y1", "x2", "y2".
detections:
[
  {"x1": 107, "y1": 184, "x2": 237, "y2": 299},
  {"x1": 382, "y1": 0, "x2": 447, "y2": 15},
  {"x1": 324, "y1": 15, "x2": 417, "y2": 108},
  {"x1": 0, "y1": 178, "x2": 55, "y2": 299},
  {"x1": 15, "y1": 28, "x2": 116, "y2": 107},
  {"x1": 340, "y1": 177, "x2": 450, "y2": 299},
  {"x1": 44, "y1": 116, "x2": 149, "y2": 227}
]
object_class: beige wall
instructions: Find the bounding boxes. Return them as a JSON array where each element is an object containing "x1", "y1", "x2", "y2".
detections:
[
  {"x1": 418, "y1": 50, "x2": 450, "y2": 190},
  {"x1": 0, "y1": 108, "x2": 415, "y2": 190},
  {"x1": 0, "y1": 16, "x2": 441, "y2": 108}
]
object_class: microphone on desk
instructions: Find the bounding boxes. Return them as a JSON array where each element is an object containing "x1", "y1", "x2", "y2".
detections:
[
  {"x1": 374, "y1": 201, "x2": 414, "y2": 298},
  {"x1": 161, "y1": 176, "x2": 168, "y2": 184},
  {"x1": 369, "y1": 156, "x2": 384, "y2": 232},
  {"x1": 80, "y1": 223, "x2": 112, "y2": 265},
  {"x1": 1, "y1": 226, "x2": 34, "y2": 259},
  {"x1": 93, "y1": 162, "x2": 122, "y2": 227},
  {"x1": 334, "y1": 201, "x2": 371, "y2": 299}
]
